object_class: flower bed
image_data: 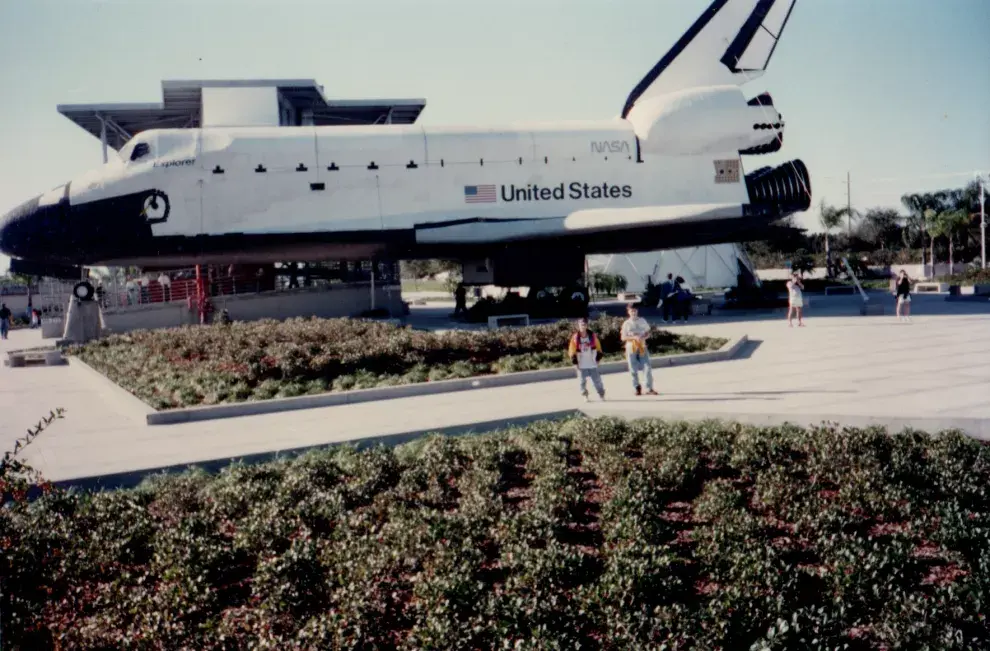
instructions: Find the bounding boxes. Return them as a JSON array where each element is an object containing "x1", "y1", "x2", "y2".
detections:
[
  {"x1": 67, "y1": 316, "x2": 726, "y2": 409},
  {"x1": 2, "y1": 418, "x2": 986, "y2": 649}
]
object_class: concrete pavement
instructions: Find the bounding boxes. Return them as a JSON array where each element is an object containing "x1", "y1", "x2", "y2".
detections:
[{"x1": 1, "y1": 294, "x2": 988, "y2": 489}]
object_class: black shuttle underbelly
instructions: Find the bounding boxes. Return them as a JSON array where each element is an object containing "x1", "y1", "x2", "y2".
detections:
[{"x1": 0, "y1": 189, "x2": 157, "y2": 265}]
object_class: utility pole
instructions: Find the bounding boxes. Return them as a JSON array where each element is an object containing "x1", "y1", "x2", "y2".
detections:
[
  {"x1": 980, "y1": 174, "x2": 986, "y2": 270},
  {"x1": 846, "y1": 171, "x2": 852, "y2": 237}
]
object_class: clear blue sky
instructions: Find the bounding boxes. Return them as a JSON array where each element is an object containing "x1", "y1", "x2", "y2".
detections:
[{"x1": 1, "y1": 0, "x2": 988, "y2": 272}]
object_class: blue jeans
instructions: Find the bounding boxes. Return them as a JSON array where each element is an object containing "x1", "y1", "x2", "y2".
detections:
[
  {"x1": 0, "y1": 318, "x2": 8, "y2": 339},
  {"x1": 627, "y1": 350, "x2": 654, "y2": 391},
  {"x1": 577, "y1": 367, "x2": 605, "y2": 396}
]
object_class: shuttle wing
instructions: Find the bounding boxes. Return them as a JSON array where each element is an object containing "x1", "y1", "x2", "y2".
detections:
[
  {"x1": 564, "y1": 203, "x2": 744, "y2": 232},
  {"x1": 415, "y1": 203, "x2": 744, "y2": 244},
  {"x1": 621, "y1": 0, "x2": 797, "y2": 118}
]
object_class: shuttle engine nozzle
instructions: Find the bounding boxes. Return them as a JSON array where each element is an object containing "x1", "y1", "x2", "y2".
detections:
[{"x1": 745, "y1": 159, "x2": 811, "y2": 215}]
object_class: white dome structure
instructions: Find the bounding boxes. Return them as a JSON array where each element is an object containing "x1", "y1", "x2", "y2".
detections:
[{"x1": 587, "y1": 244, "x2": 757, "y2": 293}]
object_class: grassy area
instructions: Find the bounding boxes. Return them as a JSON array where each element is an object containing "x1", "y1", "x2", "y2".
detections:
[
  {"x1": 3, "y1": 417, "x2": 986, "y2": 649},
  {"x1": 68, "y1": 317, "x2": 726, "y2": 410},
  {"x1": 401, "y1": 279, "x2": 450, "y2": 293}
]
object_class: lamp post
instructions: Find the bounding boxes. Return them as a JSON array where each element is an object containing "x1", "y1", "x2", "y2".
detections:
[{"x1": 979, "y1": 173, "x2": 986, "y2": 270}]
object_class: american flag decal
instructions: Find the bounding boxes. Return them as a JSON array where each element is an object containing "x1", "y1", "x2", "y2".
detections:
[{"x1": 464, "y1": 184, "x2": 497, "y2": 203}]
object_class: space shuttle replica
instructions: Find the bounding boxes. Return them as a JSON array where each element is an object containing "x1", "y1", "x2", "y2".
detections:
[{"x1": 0, "y1": 0, "x2": 808, "y2": 289}]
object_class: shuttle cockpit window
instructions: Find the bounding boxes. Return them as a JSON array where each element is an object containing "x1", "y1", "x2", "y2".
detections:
[
  {"x1": 130, "y1": 142, "x2": 151, "y2": 162},
  {"x1": 118, "y1": 136, "x2": 155, "y2": 165}
]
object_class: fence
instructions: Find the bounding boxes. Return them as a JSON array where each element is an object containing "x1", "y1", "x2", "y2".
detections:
[{"x1": 92, "y1": 261, "x2": 402, "y2": 312}]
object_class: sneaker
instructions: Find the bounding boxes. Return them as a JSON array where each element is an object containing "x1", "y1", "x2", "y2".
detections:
[
  {"x1": 599, "y1": 392, "x2": 606, "y2": 401},
  {"x1": 635, "y1": 386, "x2": 642, "y2": 396},
  {"x1": 582, "y1": 392, "x2": 589, "y2": 403},
  {"x1": 646, "y1": 389, "x2": 658, "y2": 396}
]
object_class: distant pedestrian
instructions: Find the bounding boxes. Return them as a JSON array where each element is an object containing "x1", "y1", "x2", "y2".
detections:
[
  {"x1": 453, "y1": 283, "x2": 467, "y2": 317},
  {"x1": 787, "y1": 273, "x2": 805, "y2": 327},
  {"x1": 157, "y1": 272, "x2": 172, "y2": 302},
  {"x1": 660, "y1": 273, "x2": 674, "y2": 322},
  {"x1": 895, "y1": 269, "x2": 913, "y2": 322},
  {"x1": 674, "y1": 276, "x2": 690, "y2": 323},
  {"x1": 0, "y1": 303, "x2": 10, "y2": 340},
  {"x1": 567, "y1": 317, "x2": 606, "y2": 402},
  {"x1": 621, "y1": 304, "x2": 658, "y2": 396}
]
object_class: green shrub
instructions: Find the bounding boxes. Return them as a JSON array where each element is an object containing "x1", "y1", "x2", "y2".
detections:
[
  {"x1": 67, "y1": 316, "x2": 726, "y2": 409},
  {"x1": 4, "y1": 417, "x2": 987, "y2": 649}
]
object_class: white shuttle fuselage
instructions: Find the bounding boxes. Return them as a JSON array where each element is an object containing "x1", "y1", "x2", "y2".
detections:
[{"x1": 0, "y1": 0, "x2": 809, "y2": 277}]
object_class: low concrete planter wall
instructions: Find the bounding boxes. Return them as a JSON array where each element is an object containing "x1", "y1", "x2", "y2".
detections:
[
  {"x1": 957, "y1": 284, "x2": 990, "y2": 296},
  {"x1": 134, "y1": 335, "x2": 748, "y2": 426}
]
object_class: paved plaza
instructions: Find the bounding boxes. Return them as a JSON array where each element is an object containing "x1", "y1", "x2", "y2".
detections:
[{"x1": 1, "y1": 293, "x2": 988, "y2": 488}]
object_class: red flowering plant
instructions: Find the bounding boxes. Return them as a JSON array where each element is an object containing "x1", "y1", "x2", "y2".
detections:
[{"x1": 67, "y1": 316, "x2": 725, "y2": 409}]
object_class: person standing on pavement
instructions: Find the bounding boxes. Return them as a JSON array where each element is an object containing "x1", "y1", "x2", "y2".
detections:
[
  {"x1": 660, "y1": 273, "x2": 674, "y2": 323},
  {"x1": 621, "y1": 304, "x2": 658, "y2": 396},
  {"x1": 453, "y1": 283, "x2": 467, "y2": 317},
  {"x1": 895, "y1": 269, "x2": 913, "y2": 322},
  {"x1": 674, "y1": 276, "x2": 690, "y2": 323},
  {"x1": 786, "y1": 272, "x2": 805, "y2": 327},
  {"x1": 0, "y1": 303, "x2": 11, "y2": 340},
  {"x1": 567, "y1": 317, "x2": 606, "y2": 402}
]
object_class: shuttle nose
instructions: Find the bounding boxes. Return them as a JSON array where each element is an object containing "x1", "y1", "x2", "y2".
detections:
[
  {"x1": 0, "y1": 183, "x2": 80, "y2": 264},
  {"x1": 0, "y1": 194, "x2": 44, "y2": 259}
]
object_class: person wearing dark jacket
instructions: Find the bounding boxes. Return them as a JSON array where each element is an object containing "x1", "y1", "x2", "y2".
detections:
[
  {"x1": 0, "y1": 303, "x2": 11, "y2": 340},
  {"x1": 660, "y1": 273, "x2": 674, "y2": 323},
  {"x1": 895, "y1": 269, "x2": 913, "y2": 322}
]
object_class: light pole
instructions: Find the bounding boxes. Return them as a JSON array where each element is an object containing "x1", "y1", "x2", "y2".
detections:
[{"x1": 979, "y1": 173, "x2": 986, "y2": 270}]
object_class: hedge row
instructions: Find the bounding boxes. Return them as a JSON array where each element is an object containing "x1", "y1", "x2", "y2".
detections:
[
  {"x1": 3, "y1": 417, "x2": 987, "y2": 649},
  {"x1": 68, "y1": 317, "x2": 725, "y2": 410}
]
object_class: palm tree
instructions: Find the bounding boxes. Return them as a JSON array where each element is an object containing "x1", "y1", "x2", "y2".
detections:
[
  {"x1": 952, "y1": 183, "x2": 981, "y2": 258},
  {"x1": 901, "y1": 192, "x2": 944, "y2": 276},
  {"x1": 937, "y1": 208, "x2": 970, "y2": 274},
  {"x1": 924, "y1": 208, "x2": 941, "y2": 272},
  {"x1": 860, "y1": 208, "x2": 900, "y2": 251},
  {"x1": 819, "y1": 200, "x2": 852, "y2": 277}
]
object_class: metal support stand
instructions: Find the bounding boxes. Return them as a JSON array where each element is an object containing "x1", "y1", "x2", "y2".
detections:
[
  {"x1": 842, "y1": 257, "x2": 869, "y2": 304},
  {"x1": 97, "y1": 114, "x2": 109, "y2": 164},
  {"x1": 843, "y1": 256, "x2": 883, "y2": 315},
  {"x1": 195, "y1": 264, "x2": 206, "y2": 324},
  {"x1": 370, "y1": 262, "x2": 376, "y2": 311}
]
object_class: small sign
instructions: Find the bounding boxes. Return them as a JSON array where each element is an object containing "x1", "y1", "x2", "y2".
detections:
[{"x1": 714, "y1": 159, "x2": 741, "y2": 184}]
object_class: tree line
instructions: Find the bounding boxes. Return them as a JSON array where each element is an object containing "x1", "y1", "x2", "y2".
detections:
[{"x1": 745, "y1": 179, "x2": 985, "y2": 275}]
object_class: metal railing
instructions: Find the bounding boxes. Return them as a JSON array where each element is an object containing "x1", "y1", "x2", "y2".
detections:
[{"x1": 90, "y1": 261, "x2": 403, "y2": 312}]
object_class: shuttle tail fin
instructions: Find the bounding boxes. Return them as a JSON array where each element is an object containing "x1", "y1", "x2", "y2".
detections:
[{"x1": 621, "y1": 0, "x2": 797, "y2": 118}]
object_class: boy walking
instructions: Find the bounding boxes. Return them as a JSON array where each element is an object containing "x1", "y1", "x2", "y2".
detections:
[
  {"x1": 621, "y1": 304, "x2": 658, "y2": 396},
  {"x1": 567, "y1": 317, "x2": 606, "y2": 402}
]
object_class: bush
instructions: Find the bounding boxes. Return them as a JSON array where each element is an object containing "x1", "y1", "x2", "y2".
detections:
[
  {"x1": 588, "y1": 272, "x2": 628, "y2": 296},
  {"x1": 3, "y1": 418, "x2": 987, "y2": 649},
  {"x1": 67, "y1": 316, "x2": 726, "y2": 409}
]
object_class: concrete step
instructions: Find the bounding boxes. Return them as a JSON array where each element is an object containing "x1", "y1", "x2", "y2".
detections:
[{"x1": 5, "y1": 348, "x2": 65, "y2": 367}]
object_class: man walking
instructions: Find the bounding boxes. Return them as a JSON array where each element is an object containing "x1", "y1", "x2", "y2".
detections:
[
  {"x1": 567, "y1": 317, "x2": 606, "y2": 402},
  {"x1": 621, "y1": 304, "x2": 658, "y2": 396},
  {"x1": 453, "y1": 283, "x2": 467, "y2": 317},
  {"x1": 660, "y1": 273, "x2": 674, "y2": 323},
  {"x1": 0, "y1": 302, "x2": 11, "y2": 340}
]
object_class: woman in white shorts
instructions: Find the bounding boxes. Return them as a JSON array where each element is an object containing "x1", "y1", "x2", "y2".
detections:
[
  {"x1": 895, "y1": 269, "x2": 913, "y2": 322},
  {"x1": 787, "y1": 273, "x2": 805, "y2": 327}
]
